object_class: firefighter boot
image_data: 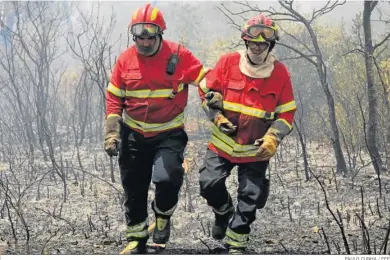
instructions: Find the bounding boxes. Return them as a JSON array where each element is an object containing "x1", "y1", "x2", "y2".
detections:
[
  {"x1": 120, "y1": 239, "x2": 147, "y2": 255},
  {"x1": 153, "y1": 215, "x2": 171, "y2": 244},
  {"x1": 228, "y1": 247, "x2": 245, "y2": 255},
  {"x1": 151, "y1": 201, "x2": 174, "y2": 244},
  {"x1": 212, "y1": 205, "x2": 234, "y2": 240},
  {"x1": 120, "y1": 222, "x2": 149, "y2": 254}
]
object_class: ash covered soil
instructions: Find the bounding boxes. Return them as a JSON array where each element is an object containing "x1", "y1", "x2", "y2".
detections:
[{"x1": 0, "y1": 137, "x2": 389, "y2": 255}]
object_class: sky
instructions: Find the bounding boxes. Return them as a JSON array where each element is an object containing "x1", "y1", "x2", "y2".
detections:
[
  {"x1": 0, "y1": 1, "x2": 388, "y2": 70},
  {"x1": 71, "y1": 1, "x2": 389, "y2": 49}
]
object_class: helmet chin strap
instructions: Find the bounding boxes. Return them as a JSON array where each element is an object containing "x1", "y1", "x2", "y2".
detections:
[{"x1": 133, "y1": 34, "x2": 163, "y2": 57}]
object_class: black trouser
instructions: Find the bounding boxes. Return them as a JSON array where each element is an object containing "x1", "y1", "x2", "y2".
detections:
[
  {"x1": 118, "y1": 124, "x2": 188, "y2": 229},
  {"x1": 199, "y1": 148, "x2": 269, "y2": 235}
]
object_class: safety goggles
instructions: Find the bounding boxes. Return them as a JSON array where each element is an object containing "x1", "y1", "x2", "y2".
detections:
[
  {"x1": 130, "y1": 23, "x2": 161, "y2": 37},
  {"x1": 246, "y1": 25, "x2": 277, "y2": 41}
]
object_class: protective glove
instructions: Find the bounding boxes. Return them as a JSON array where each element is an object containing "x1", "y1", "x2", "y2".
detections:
[
  {"x1": 205, "y1": 91, "x2": 224, "y2": 110},
  {"x1": 201, "y1": 100, "x2": 237, "y2": 135},
  {"x1": 254, "y1": 119, "x2": 292, "y2": 161},
  {"x1": 214, "y1": 112, "x2": 237, "y2": 135},
  {"x1": 254, "y1": 132, "x2": 279, "y2": 161},
  {"x1": 104, "y1": 115, "x2": 122, "y2": 157}
]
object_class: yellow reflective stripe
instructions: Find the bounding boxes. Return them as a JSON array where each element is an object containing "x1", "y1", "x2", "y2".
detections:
[
  {"x1": 225, "y1": 239, "x2": 247, "y2": 248},
  {"x1": 120, "y1": 241, "x2": 139, "y2": 254},
  {"x1": 107, "y1": 114, "x2": 121, "y2": 119},
  {"x1": 275, "y1": 100, "x2": 296, "y2": 113},
  {"x1": 132, "y1": 8, "x2": 140, "y2": 20},
  {"x1": 126, "y1": 221, "x2": 147, "y2": 232},
  {"x1": 226, "y1": 228, "x2": 249, "y2": 242},
  {"x1": 225, "y1": 228, "x2": 249, "y2": 247},
  {"x1": 193, "y1": 66, "x2": 209, "y2": 85},
  {"x1": 125, "y1": 230, "x2": 148, "y2": 239},
  {"x1": 211, "y1": 136, "x2": 258, "y2": 157},
  {"x1": 223, "y1": 101, "x2": 275, "y2": 119},
  {"x1": 107, "y1": 83, "x2": 125, "y2": 98},
  {"x1": 124, "y1": 112, "x2": 184, "y2": 132},
  {"x1": 210, "y1": 125, "x2": 258, "y2": 157},
  {"x1": 275, "y1": 118, "x2": 292, "y2": 131},
  {"x1": 225, "y1": 240, "x2": 244, "y2": 248},
  {"x1": 199, "y1": 78, "x2": 210, "y2": 94},
  {"x1": 125, "y1": 221, "x2": 148, "y2": 239},
  {"x1": 153, "y1": 203, "x2": 177, "y2": 216},
  {"x1": 126, "y1": 84, "x2": 185, "y2": 98},
  {"x1": 211, "y1": 125, "x2": 257, "y2": 152},
  {"x1": 150, "y1": 8, "x2": 159, "y2": 21}
]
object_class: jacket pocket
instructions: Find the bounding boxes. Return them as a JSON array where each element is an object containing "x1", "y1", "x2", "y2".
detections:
[
  {"x1": 224, "y1": 80, "x2": 245, "y2": 103},
  {"x1": 172, "y1": 84, "x2": 188, "y2": 111},
  {"x1": 121, "y1": 70, "x2": 143, "y2": 89},
  {"x1": 258, "y1": 88, "x2": 278, "y2": 113}
]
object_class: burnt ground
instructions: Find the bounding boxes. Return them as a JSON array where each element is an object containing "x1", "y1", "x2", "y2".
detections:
[{"x1": 0, "y1": 136, "x2": 389, "y2": 255}]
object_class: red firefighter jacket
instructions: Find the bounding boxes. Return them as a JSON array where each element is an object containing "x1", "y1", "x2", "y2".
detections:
[
  {"x1": 198, "y1": 51, "x2": 296, "y2": 163},
  {"x1": 106, "y1": 40, "x2": 207, "y2": 137}
]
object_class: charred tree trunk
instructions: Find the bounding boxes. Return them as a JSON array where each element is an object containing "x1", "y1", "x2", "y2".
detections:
[
  {"x1": 305, "y1": 16, "x2": 348, "y2": 175},
  {"x1": 363, "y1": 0, "x2": 382, "y2": 197},
  {"x1": 294, "y1": 121, "x2": 309, "y2": 181},
  {"x1": 321, "y1": 76, "x2": 348, "y2": 175},
  {"x1": 270, "y1": 0, "x2": 349, "y2": 175}
]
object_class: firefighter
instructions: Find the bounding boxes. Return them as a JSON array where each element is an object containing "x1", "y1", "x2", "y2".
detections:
[
  {"x1": 104, "y1": 3, "x2": 208, "y2": 254},
  {"x1": 198, "y1": 14, "x2": 296, "y2": 254}
]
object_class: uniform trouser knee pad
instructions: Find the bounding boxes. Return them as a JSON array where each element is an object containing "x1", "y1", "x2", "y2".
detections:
[
  {"x1": 199, "y1": 165, "x2": 231, "y2": 211},
  {"x1": 256, "y1": 178, "x2": 270, "y2": 209},
  {"x1": 228, "y1": 162, "x2": 269, "y2": 234},
  {"x1": 153, "y1": 160, "x2": 184, "y2": 213},
  {"x1": 153, "y1": 182, "x2": 181, "y2": 214},
  {"x1": 119, "y1": 151, "x2": 151, "y2": 226},
  {"x1": 152, "y1": 130, "x2": 187, "y2": 214}
]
